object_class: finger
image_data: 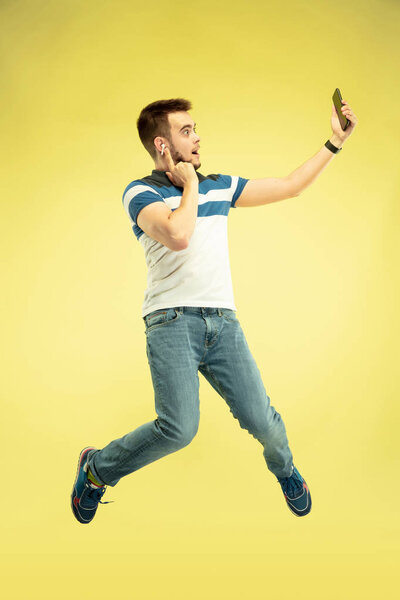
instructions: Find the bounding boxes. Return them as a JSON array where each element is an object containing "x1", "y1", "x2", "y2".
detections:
[{"x1": 164, "y1": 146, "x2": 175, "y2": 170}]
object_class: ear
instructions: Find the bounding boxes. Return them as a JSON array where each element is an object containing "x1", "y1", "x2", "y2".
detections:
[{"x1": 154, "y1": 136, "x2": 164, "y2": 154}]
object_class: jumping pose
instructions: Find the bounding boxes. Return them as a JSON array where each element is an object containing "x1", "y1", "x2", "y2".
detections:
[{"x1": 71, "y1": 96, "x2": 357, "y2": 523}]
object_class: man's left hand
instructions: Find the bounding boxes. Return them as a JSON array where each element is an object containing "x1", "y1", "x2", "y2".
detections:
[{"x1": 331, "y1": 99, "x2": 358, "y2": 142}]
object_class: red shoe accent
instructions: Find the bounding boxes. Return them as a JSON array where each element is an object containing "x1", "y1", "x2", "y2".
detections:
[{"x1": 88, "y1": 481, "x2": 104, "y2": 488}]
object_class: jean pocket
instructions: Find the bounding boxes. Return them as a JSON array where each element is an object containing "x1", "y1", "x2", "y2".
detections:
[
  {"x1": 220, "y1": 308, "x2": 237, "y2": 323},
  {"x1": 144, "y1": 308, "x2": 180, "y2": 333}
]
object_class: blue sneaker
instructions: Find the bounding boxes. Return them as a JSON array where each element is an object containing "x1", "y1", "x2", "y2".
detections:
[
  {"x1": 277, "y1": 464, "x2": 312, "y2": 517},
  {"x1": 71, "y1": 446, "x2": 111, "y2": 524}
]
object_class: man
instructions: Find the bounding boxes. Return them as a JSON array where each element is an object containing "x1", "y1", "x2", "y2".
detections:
[{"x1": 71, "y1": 97, "x2": 357, "y2": 524}]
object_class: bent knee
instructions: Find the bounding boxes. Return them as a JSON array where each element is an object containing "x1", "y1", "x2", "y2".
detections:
[
  {"x1": 158, "y1": 419, "x2": 199, "y2": 449},
  {"x1": 174, "y1": 423, "x2": 199, "y2": 448}
]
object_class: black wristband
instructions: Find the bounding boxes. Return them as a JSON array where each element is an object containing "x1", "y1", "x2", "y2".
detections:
[{"x1": 325, "y1": 139, "x2": 342, "y2": 154}]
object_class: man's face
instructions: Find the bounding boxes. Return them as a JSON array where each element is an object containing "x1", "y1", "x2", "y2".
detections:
[{"x1": 165, "y1": 111, "x2": 201, "y2": 170}]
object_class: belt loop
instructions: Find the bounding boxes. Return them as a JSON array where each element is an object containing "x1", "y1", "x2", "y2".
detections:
[{"x1": 217, "y1": 308, "x2": 222, "y2": 317}]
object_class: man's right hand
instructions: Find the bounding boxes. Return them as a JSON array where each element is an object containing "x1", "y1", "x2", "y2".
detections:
[{"x1": 164, "y1": 147, "x2": 197, "y2": 187}]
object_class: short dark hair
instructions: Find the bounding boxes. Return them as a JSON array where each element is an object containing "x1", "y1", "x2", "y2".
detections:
[{"x1": 137, "y1": 98, "x2": 192, "y2": 161}]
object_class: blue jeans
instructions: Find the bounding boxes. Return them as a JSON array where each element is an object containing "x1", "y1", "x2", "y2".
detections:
[{"x1": 87, "y1": 307, "x2": 294, "y2": 486}]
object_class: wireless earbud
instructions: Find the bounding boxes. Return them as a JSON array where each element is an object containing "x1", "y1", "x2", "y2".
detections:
[{"x1": 161, "y1": 143, "x2": 165, "y2": 156}]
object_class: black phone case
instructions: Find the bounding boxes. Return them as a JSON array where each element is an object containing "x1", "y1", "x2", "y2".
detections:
[{"x1": 333, "y1": 88, "x2": 350, "y2": 131}]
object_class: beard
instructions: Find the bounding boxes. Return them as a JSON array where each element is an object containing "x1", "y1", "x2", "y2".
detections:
[{"x1": 171, "y1": 146, "x2": 201, "y2": 170}]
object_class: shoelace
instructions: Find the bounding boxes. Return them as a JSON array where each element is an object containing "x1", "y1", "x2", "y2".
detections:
[
  {"x1": 278, "y1": 469, "x2": 304, "y2": 500},
  {"x1": 83, "y1": 483, "x2": 114, "y2": 505}
]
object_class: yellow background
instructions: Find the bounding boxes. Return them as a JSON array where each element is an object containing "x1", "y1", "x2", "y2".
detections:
[{"x1": 1, "y1": 0, "x2": 399, "y2": 598}]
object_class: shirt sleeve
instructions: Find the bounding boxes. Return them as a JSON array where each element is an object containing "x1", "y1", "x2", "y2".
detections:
[
  {"x1": 122, "y1": 183, "x2": 166, "y2": 225},
  {"x1": 231, "y1": 175, "x2": 249, "y2": 208}
]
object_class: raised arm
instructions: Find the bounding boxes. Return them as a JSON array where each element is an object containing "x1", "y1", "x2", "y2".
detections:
[{"x1": 235, "y1": 100, "x2": 358, "y2": 207}]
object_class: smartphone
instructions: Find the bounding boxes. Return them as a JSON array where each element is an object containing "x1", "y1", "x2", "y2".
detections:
[{"x1": 332, "y1": 88, "x2": 350, "y2": 131}]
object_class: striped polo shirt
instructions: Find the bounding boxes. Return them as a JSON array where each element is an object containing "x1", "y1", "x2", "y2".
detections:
[{"x1": 122, "y1": 169, "x2": 249, "y2": 318}]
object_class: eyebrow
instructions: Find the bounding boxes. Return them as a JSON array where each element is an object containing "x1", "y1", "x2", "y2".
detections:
[{"x1": 179, "y1": 122, "x2": 196, "y2": 132}]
